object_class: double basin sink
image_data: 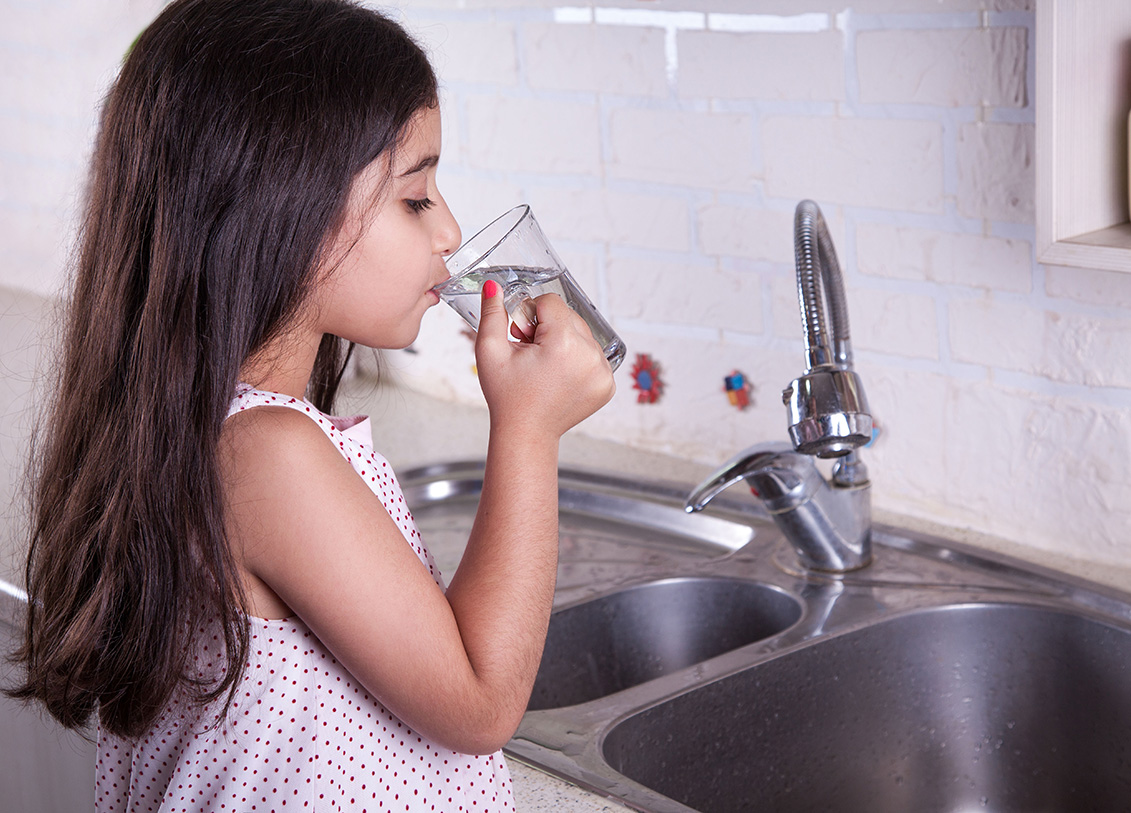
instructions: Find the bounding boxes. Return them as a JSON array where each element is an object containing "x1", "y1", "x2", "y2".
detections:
[{"x1": 401, "y1": 462, "x2": 1131, "y2": 813}]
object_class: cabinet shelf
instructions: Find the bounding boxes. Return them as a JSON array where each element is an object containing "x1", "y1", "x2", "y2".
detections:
[
  {"x1": 1041, "y1": 223, "x2": 1131, "y2": 272},
  {"x1": 1036, "y1": 0, "x2": 1131, "y2": 273}
]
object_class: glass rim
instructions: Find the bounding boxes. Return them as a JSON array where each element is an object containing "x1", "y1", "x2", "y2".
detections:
[{"x1": 442, "y1": 204, "x2": 532, "y2": 281}]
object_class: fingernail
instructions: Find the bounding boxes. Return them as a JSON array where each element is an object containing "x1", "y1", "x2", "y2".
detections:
[{"x1": 483, "y1": 280, "x2": 499, "y2": 299}]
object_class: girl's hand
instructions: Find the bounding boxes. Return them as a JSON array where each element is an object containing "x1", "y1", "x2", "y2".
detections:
[{"x1": 473, "y1": 280, "x2": 615, "y2": 438}]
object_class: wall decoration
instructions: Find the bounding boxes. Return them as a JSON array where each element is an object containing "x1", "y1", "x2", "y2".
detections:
[
  {"x1": 723, "y1": 370, "x2": 752, "y2": 410},
  {"x1": 630, "y1": 353, "x2": 663, "y2": 404}
]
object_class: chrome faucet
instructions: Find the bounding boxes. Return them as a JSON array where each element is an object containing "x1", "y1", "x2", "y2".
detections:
[{"x1": 686, "y1": 200, "x2": 873, "y2": 572}]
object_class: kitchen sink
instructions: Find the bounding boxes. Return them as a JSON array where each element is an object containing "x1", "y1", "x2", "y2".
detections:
[
  {"x1": 402, "y1": 461, "x2": 1131, "y2": 813},
  {"x1": 530, "y1": 577, "x2": 801, "y2": 710},
  {"x1": 4, "y1": 461, "x2": 1127, "y2": 811},
  {"x1": 604, "y1": 604, "x2": 1131, "y2": 812}
]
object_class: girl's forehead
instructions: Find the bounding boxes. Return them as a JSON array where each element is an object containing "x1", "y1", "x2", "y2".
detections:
[
  {"x1": 346, "y1": 107, "x2": 442, "y2": 207},
  {"x1": 393, "y1": 107, "x2": 442, "y2": 174}
]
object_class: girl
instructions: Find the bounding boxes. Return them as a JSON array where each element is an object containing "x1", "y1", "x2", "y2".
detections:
[{"x1": 10, "y1": 1, "x2": 615, "y2": 810}]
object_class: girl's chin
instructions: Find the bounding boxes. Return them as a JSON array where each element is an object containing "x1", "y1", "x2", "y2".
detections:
[{"x1": 350, "y1": 324, "x2": 422, "y2": 352}]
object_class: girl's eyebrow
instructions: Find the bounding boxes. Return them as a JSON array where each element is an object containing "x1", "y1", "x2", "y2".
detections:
[{"x1": 399, "y1": 155, "x2": 439, "y2": 177}]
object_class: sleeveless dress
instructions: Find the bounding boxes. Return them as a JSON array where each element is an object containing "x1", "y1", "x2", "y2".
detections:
[{"x1": 94, "y1": 384, "x2": 515, "y2": 812}]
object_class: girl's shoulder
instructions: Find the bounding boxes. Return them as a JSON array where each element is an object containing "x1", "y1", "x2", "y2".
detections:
[
  {"x1": 220, "y1": 386, "x2": 353, "y2": 484},
  {"x1": 220, "y1": 387, "x2": 383, "y2": 619}
]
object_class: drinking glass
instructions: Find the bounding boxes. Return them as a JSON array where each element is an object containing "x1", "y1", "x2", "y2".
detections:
[{"x1": 434, "y1": 205, "x2": 626, "y2": 372}]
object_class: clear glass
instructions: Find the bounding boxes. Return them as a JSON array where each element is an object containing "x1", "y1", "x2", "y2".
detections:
[{"x1": 433, "y1": 205, "x2": 626, "y2": 372}]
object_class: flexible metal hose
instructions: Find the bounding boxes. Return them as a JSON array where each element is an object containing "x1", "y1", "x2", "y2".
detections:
[{"x1": 794, "y1": 200, "x2": 853, "y2": 371}]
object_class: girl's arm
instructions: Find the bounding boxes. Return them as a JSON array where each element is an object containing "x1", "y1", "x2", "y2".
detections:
[
  {"x1": 445, "y1": 287, "x2": 615, "y2": 746},
  {"x1": 222, "y1": 288, "x2": 614, "y2": 755}
]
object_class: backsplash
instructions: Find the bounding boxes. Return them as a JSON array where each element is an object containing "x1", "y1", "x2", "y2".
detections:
[
  {"x1": 3, "y1": 0, "x2": 1130, "y2": 571},
  {"x1": 386, "y1": 0, "x2": 1131, "y2": 568}
]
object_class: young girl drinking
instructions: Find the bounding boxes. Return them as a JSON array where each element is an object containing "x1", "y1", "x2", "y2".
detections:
[{"x1": 10, "y1": 0, "x2": 615, "y2": 810}]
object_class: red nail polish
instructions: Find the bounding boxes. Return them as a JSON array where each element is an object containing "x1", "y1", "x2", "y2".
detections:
[{"x1": 483, "y1": 280, "x2": 499, "y2": 298}]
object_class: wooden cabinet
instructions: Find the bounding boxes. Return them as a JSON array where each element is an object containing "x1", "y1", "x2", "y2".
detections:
[{"x1": 1036, "y1": 0, "x2": 1131, "y2": 272}]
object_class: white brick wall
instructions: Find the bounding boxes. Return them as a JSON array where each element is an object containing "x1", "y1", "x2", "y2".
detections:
[
  {"x1": 608, "y1": 107, "x2": 756, "y2": 190},
  {"x1": 857, "y1": 27, "x2": 1027, "y2": 107},
  {"x1": 524, "y1": 23, "x2": 667, "y2": 97},
  {"x1": 857, "y1": 223, "x2": 1032, "y2": 292},
  {"x1": 763, "y1": 116, "x2": 945, "y2": 212},
  {"x1": 697, "y1": 204, "x2": 795, "y2": 264},
  {"x1": 957, "y1": 122, "x2": 1035, "y2": 222},
  {"x1": 1, "y1": 0, "x2": 162, "y2": 294},
  {"x1": 948, "y1": 296, "x2": 1048, "y2": 371},
  {"x1": 525, "y1": 187, "x2": 690, "y2": 252},
  {"x1": 606, "y1": 256, "x2": 762, "y2": 333},
  {"x1": 1046, "y1": 265, "x2": 1131, "y2": 309},
  {"x1": 465, "y1": 95, "x2": 602, "y2": 174},
  {"x1": 852, "y1": 289, "x2": 941, "y2": 360},
  {"x1": 424, "y1": 20, "x2": 519, "y2": 86},
  {"x1": 3, "y1": 0, "x2": 1130, "y2": 572},
  {"x1": 678, "y1": 30, "x2": 845, "y2": 101}
]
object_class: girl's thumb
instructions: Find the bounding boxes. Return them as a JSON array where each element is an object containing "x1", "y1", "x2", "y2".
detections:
[{"x1": 477, "y1": 279, "x2": 508, "y2": 342}]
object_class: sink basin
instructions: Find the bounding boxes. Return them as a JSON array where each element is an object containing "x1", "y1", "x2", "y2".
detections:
[
  {"x1": 603, "y1": 603, "x2": 1131, "y2": 812},
  {"x1": 529, "y1": 577, "x2": 801, "y2": 710}
]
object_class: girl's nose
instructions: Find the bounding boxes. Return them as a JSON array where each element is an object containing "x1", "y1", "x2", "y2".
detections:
[{"x1": 434, "y1": 197, "x2": 462, "y2": 257}]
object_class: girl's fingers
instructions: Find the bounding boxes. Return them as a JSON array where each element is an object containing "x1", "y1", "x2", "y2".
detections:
[
  {"x1": 474, "y1": 280, "x2": 510, "y2": 360},
  {"x1": 477, "y1": 280, "x2": 505, "y2": 335},
  {"x1": 533, "y1": 293, "x2": 601, "y2": 352},
  {"x1": 510, "y1": 296, "x2": 537, "y2": 343},
  {"x1": 510, "y1": 321, "x2": 530, "y2": 342}
]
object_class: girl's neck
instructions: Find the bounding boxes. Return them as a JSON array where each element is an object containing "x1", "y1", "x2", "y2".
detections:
[{"x1": 239, "y1": 326, "x2": 324, "y2": 400}]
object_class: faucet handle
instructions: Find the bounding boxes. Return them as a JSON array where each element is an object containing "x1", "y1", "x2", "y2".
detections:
[
  {"x1": 686, "y1": 440, "x2": 873, "y2": 572},
  {"x1": 685, "y1": 442, "x2": 823, "y2": 514}
]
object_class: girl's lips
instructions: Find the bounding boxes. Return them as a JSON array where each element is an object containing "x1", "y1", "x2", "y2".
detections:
[{"x1": 428, "y1": 276, "x2": 450, "y2": 304}]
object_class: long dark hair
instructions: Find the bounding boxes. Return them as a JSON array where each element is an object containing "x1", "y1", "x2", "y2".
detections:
[{"x1": 9, "y1": 0, "x2": 437, "y2": 739}]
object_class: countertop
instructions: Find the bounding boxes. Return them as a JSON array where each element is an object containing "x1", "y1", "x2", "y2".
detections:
[{"x1": 5, "y1": 284, "x2": 1128, "y2": 810}]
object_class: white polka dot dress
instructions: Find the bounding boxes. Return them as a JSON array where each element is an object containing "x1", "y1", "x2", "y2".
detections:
[{"x1": 94, "y1": 385, "x2": 516, "y2": 813}]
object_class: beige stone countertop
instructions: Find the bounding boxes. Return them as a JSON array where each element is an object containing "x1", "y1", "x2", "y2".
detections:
[{"x1": 508, "y1": 760, "x2": 629, "y2": 813}]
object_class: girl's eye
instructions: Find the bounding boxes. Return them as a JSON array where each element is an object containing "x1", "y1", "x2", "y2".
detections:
[{"x1": 406, "y1": 197, "x2": 435, "y2": 214}]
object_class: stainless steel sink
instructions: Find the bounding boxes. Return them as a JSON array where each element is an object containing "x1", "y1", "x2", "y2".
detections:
[
  {"x1": 604, "y1": 604, "x2": 1131, "y2": 812},
  {"x1": 530, "y1": 577, "x2": 801, "y2": 710},
  {"x1": 401, "y1": 461, "x2": 1131, "y2": 813},
  {"x1": 6, "y1": 462, "x2": 1124, "y2": 811}
]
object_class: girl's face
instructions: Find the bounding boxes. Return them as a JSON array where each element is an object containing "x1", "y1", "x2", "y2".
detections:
[{"x1": 314, "y1": 106, "x2": 461, "y2": 350}]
